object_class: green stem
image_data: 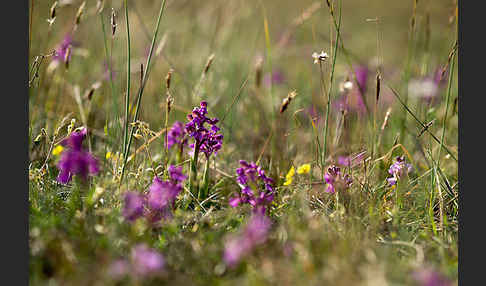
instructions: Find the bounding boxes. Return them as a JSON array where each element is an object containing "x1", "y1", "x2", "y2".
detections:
[
  {"x1": 199, "y1": 157, "x2": 211, "y2": 201},
  {"x1": 385, "y1": 83, "x2": 457, "y2": 162},
  {"x1": 190, "y1": 143, "x2": 200, "y2": 191},
  {"x1": 123, "y1": 0, "x2": 131, "y2": 160},
  {"x1": 399, "y1": 11, "x2": 417, "y2": 142},
  {"x1": 322, "y1": 0, "x2": 342, "y2": 167},
  {"x1": 186, "y1": 143, "x2": 200, "y2": 209},
  {"x1": 437, "y1": 49, "x2": 456, "y2": 165},
  {"x1": 317, "y1": 62, "x2": 326, "y2": 174},
  {"x1": 100, "y1": 12, "x2": 120, "y2": 151},
  {"x1": 120, "y1": 0, "x2": 168, "y2": 184},
  {"x1": 164, "y1": 98, "x2": 170, "y2": 170}
]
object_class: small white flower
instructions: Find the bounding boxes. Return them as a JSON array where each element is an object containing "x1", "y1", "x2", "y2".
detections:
[
  {"x1": 408, "y1": 78, "x2": 438, "y2": 99},
  {"x1": 339, "y1": 80, "x2": 353, "y2": 93},
  {"x1": 343, "y1": 81, "x2": 353, "y2": 90},
  {"x1": 312, "y1": 51, "x2": 329, "y2": 64}
]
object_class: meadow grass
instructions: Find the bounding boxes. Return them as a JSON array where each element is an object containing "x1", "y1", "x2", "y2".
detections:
[{"x1": 29, "y1": 0, "x2": 458, "y2": 285}]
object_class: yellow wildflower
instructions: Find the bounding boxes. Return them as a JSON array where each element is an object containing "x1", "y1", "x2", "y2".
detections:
[
  {"x1": 297, "y1": 163, "x2": 311, "y2": 174},
  {"x1": 52, "y1": 145, "x2": 64, "y2": 156},
  {"x1": 283, "y1": 166, "x2": 295, "y2": 186},
  {"x1": 105, "y1": 151, "x2": 112, "y2": 160}
]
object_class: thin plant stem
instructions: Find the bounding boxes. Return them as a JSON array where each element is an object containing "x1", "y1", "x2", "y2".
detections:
[
  {"x1": 317, "y1": 61, "x2": 326, "y2": 172},
  {"x1": 100, "y1": 13, "x2": 119, "y2": 143},
  {"x1": 123, "y1": 0, "x2": 131, "y2": 160},
  {"x1": 322, "y1": 0, "x2": 342, "y2": 168},
  {"x1": 187, "y1": 142, "x2": 201, "y2": 209},
  {"x1": 120, "y1": 0, "x2": 168, "y2": 185},
  {"x1": 164, "y1": 95, "x2": 170, "y2": 171},
  {"x1": 384, "y1": 82, "x2": 457, "y2": 162},
  {"x1": 200, "y1": 158, "x2": 211, "y2": 201},
  {"x1": 399, "y1": 1, "x2": 418, "y2": 142},
  {"x1": 437, "y1": 49, "x2": 456, "y2": 164}
]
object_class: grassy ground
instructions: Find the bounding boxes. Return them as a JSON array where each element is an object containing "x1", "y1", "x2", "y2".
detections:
[{"x1": 29, "y1": 0, "x2": 458, "y2": 285}]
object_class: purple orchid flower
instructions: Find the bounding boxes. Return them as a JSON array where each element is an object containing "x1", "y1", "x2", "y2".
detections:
[
  {"x1": 122, "y1": 165, "x2": 187, "y2": 224},
  {"x1": 131, "y1": 244, "x2": 165, "y2": 277},
  {"x1": 166, "y1": 121, "x2": 188, "y2": 150},
  {"x1": 324, "y1": 165, "x2": 352, "y2": 194},
  {"x1": 122, "y1": 191, "x2": 145, "y2": 222},
  {"x1": 386, "y1": 156, "x2": 412, "y2": 186},
  {"x1": 223, "y1": 213, "x2": 271, "y2": 267},
  {"x1": 56, "y1": 128, "x2": 99, "y2": 184},
  {"x1": 185, "y1": 101, "x2": 223, "y2": 159},
  {"x1": 229, "y1": 160, "x2": 274, "y2": 215}
]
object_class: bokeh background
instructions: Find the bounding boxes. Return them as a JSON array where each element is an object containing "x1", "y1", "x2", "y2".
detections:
[{"x1": 29, "y1": 0, "x2": 458, "y2": 285}]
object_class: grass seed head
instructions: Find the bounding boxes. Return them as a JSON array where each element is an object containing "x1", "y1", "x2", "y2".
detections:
[
  {"x1": 64, "y1": 46, "x2": 72, "y2": 69},
  {"x1": 111, "y1": 8, "x2": 117, "y2": 37},
  {"x1": 165, "y1": 69, "x2": 173, "y2": 90},
  {"x1": 204, "y1": 54, "x2": 215, "y2": 75},
  {"x1": 74, "y1": 1, "x2": 86, "y2": 29},
  {"x1": 96, "y1": 0, "x2": 104, "y2": 14},
  {"x1": 255, "y1": 56, "x2": 264, "y2": 88},
  {"x1": 376, "y1": 73, "x2": 381, "y2": 103},
  {"x1": 326, "y1": 0, "x2": 334, "y2": 16},
  {"x1": 280, "y1": 90, "x2": 297, "y2": 113},
  {"x1": 381, "y1": 108, "x2": 392, "y2": 131},
  {"x1": 48, "y1": 1, "x2": 58, "y2": 26},
  {"x1": 84, "y1": 82, "x2": 101, "y2": 101}
]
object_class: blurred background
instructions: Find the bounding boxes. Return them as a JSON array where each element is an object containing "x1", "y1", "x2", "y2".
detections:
[
  {"x1": 29, "y1": 1, "x2": 458, "y2": 284},
  {"x1": 29, "y1": 0, "x2": 457, "y2": 161}
]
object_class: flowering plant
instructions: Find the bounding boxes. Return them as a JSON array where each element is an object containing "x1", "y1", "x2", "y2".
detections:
[
  {"x1": 229, "y1": 160, "x2": 275, "y2": 215},
  {"x1": 56, "y1": 127, "x2": 99, "y2": 184}
]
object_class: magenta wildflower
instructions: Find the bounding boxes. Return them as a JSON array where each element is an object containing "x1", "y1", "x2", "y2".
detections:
[
  {"x1": 387, "y1": 176, "x2": 398, "y2": 186},
  {"x1": 355, "y1": 65, "x2": 369, "y2": 96},
  {"x1": 324, "y1": 165, "x2": 352, "y2": 194},
  {"x1": 223, "y1": 213, "x2": 271, "y2": 268},
  {"x1": 147, "y1": 177, "x2": 179, "y2": 211},
  {"x1": 62, "y1": 127, "x2": 87, "y2": 151},
  {"x1": 145, "y1": 165, "x2": 187, "y2": 221},
  {"x1": 263, "y1": 70, "x2": 285, "y2": 87},
  {"x1": 223, "y1": 236, "x2": 246, "y2": 268},
  {"x1": 122, "y1": 165, "x2": 187, "y2": 224},
  {"x1": 168, "y1": 165, "x2": 188, "y2": 183},
  {"x1": 131, "y1": 244, "x2": 165, "y2": 277},
  {"x1": 306, "y1": 105, "x2": 322, "y2": 125},
  {"x1": 53, "y1": 34, "x2": 74, "y2": 62},
  {"x1": 109, "y1": 245, "x2": 165, "y2": 280},
  {"x1": 337, "y1": 156, "x2": 351, "y2": 167},
  {"x1": 166, "y1": 121, "x2": 187, "y2": 150},
  {"x1": 412, "y1": 267, "x2": 452, "y2": 286},
  {"x1": 122, "y1": 192, "x2": 145, "y2": 222},
  {"x1": 56, "y1": 128, "x2": 99, "y2": 184},
  {"x1": 333, "y1": 65, "x2": 368, "y2": 114},
  {"x1": 229, "y1": 160, "x2": 275, "y2": 215},
  {"x1": 185, "y1": 101, "x2": 223, "y2": 158},
  {"x1": 433, "y1": 67, "x2": 448, "y2": 86},
  {"x1": 243, "y1": 213, "x2": 272, "y2": 244},
  {"x1": 337, "y1": 151, "x2": 366, "y2": 168},
  {"x1": 386, "y1": 156, "x2": 412, "y2": 186},
  {"x1": 229, "y1": 197, "x2": 241, "y2": 207}
]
